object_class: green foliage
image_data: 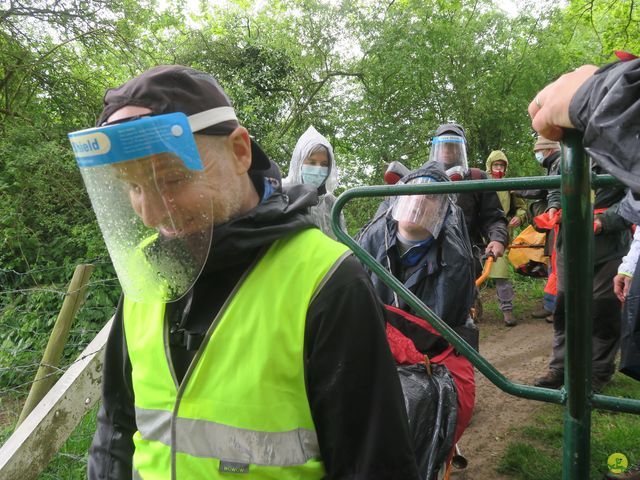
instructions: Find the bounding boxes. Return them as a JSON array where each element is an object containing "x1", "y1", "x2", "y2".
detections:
[
  {"x1": 567, "y1": 0, "x2": 640, "y2": 57},
  {"x1": 350, "y1": 0, "x2": 604, "y2": 179},
  {"x1": 171, "y1": 0, "x2": 360, "y2": 176}
]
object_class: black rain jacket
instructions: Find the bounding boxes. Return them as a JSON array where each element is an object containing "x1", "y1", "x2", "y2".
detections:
[
  {"x1": 455, "y1": 169, "x2": 509, "y2": 248},
  {"x1": 569, "y1": 58, "x2": 640, "y2": 192}
]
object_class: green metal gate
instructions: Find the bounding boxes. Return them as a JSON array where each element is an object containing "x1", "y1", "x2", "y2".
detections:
[{"x1": 330, "y1": 131, "x2": 640, "y2": 479}]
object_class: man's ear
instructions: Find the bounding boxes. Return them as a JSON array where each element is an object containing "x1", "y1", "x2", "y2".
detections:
[{"x1": 228, "y1": 127, "x2": 252, "y2": 175}]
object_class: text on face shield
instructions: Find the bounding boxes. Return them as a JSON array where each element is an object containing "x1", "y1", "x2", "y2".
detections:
[{"x1": 70, "y1": 132, "x2": 112, "y2": 157}]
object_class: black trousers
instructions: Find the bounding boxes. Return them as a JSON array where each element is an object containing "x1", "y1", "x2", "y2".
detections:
[
  {"x1": 549, "y1": 259, "x2": 621, "y2": 381},
  {"x1": 620, "y1": 262, "x2": 640, "y2": 381}
]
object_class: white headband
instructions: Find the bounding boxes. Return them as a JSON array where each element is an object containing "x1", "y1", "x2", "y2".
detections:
[{"x1": 188, "y1": 106, "x2": 238, "y2": 133}]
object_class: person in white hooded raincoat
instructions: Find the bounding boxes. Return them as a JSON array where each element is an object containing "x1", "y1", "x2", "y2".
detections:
[{"x1": 284, "y1": 126, "x2": 347, "y2": 240}]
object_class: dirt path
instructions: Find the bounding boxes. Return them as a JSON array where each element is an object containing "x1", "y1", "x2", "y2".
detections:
[{"x1": 450, "y1": 300, "x2": 554, "y2": 479}]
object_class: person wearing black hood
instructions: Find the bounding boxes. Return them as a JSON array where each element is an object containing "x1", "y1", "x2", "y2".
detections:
[
  {"x1": 72, "y1": 65, "x2": 419, "y2": 480},
  {"x1": 356, "y1": 161, "x2": 477, "y2": 347},
  {"x1": 430, "y1": 123, "x2": 509, "y2": 278}
]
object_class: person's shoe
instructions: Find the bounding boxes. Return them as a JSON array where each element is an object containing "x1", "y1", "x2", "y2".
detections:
[
  {"x1": 603, "y1": 461, "x2": 640, "y2": 479},
  {"x1": 531, "y1": 307, "x2": 551, "y2": 318},
  {"x1": 503, "y1": 311, "x2": 517, "y2": 327},
  {"x1": 545, "y1": 314, "x2": 554, "y2": 324},
  {"x1": 534, "y1": 369, "x2": 564, "y2": 389}
]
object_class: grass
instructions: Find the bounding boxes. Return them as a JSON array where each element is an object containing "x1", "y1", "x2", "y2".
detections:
[{"x1": 497, "y1": 373, "x2": 640, "y2": 479}]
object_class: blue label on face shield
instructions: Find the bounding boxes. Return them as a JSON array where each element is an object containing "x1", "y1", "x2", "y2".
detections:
[
  {"x1": 301, "y1": 165, "x2": 329, "y2": 188},
  {"x1": 68, "y1": 113, "x2": 203, "y2": 171},
  {"x1": 432, "y1": 135, "x2": 465, "y2": 144}
]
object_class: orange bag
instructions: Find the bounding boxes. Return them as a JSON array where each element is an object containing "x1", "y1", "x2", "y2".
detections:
[{"x1": 507, "y1": 225, "x2": 548, "y2": 276}]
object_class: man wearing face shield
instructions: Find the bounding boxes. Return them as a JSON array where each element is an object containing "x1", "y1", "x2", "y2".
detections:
[
  {"x1": 515, "y1": 136, "x2": 561, "y2": 224},
  {"x1": 533, "y1": 136, "x2": 562, "y2": 218},
  {"x1": 283, "y1": 126, "x2": 346, "y2": 240},
  {"x1": 533, "y1": 158, "x2": 631, "y2": 391},
  {"x1": 356, "y1": 161, "x2": 476, "y2": 344},
  {"x1": 524, "y1": 139, "x2": 630, "y2": 391},
  {"x1": 73, "y1": 66, "x2": 419, "y2": 480},
  {"x1": 356, "y1": 161, "x2": 477, "y2": 445},
  {"x1": 429, "y1": 124, "x2": 508, "y2": 279}
]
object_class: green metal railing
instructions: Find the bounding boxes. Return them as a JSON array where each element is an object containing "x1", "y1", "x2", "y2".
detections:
[{"x1": 331, "y1": 130, "x2": 640, "y2": 479}]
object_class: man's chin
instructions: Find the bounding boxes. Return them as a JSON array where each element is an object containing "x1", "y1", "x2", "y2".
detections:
[
  {"x1": 159, "y1": 225, "x2": 211, "y2": 240},
  {"x1": 159, "y1": 226, "x2": 185, "y2": 239}
]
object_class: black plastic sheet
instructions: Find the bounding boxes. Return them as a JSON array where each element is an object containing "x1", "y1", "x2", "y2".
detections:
[{"x1": 397, "y1": 363, "x2": 458, "y2": 480}]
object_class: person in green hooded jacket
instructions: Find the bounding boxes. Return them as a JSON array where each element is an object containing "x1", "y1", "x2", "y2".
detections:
[{"x1": 485, "y1": 150, "x2": 529, "y2": 326}]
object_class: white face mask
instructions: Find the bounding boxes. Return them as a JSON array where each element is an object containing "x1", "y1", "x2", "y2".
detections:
[
  {"x1": 301, "y1": 165, "x2": 329, "y2": 188},
  {"x1": 535, "y1": 151, "x2": 545, "y2": 164}
]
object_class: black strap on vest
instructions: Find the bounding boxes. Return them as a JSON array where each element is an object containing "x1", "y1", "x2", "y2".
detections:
[{"x1": 167, "y1": 290, "x2": 205, "y2": 351}]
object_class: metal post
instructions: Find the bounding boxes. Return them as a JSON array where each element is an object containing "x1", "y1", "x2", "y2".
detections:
[{"x1": 560, "y1": 130, "x2": 593, "y2": 479}]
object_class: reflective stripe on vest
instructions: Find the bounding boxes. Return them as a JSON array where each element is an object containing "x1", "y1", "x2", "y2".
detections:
[
  {"x1": 123, "y1": 228, "x2": 350, "y2": 479},
  {"x1": 135, "y1": 406, "x2": 320, "y2": 465}
]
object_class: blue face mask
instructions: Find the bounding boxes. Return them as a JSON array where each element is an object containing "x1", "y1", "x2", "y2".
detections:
[
  {"x1": 301, "y1": 165, "x2": 329, "y2": 188},
  {"x1": 535, "y1": 151, "x2": 545, "y2": 164}
]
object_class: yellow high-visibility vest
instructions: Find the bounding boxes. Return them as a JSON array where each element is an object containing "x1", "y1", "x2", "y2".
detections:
[{"x1": 123, "y1": 228, "x2": 349, "y2": 479}]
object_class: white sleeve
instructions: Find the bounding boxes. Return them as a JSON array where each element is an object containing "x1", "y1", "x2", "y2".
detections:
[{"x1": 618, "y1": 228, "x2": 640, "y2": 276}]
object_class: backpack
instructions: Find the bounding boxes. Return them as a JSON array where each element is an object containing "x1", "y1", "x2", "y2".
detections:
[
  {"x1": 384, "y1": 305, "x2": 475, "y2": 479},
  {"x1": 507, "y1": 225, "x2": 548, "y2": 277}
]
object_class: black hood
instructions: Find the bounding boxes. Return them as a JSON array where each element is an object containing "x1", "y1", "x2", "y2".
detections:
[{"x1": 204, "y1": 184, "x2": 318, "y2": 271}]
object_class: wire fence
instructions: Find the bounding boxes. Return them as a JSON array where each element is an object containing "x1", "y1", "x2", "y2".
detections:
[{"x1": 0, "y1": 257, "x2": 119, "y2": 460}]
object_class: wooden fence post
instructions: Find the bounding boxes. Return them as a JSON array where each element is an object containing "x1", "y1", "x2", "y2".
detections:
[
  {"x1": 17, "y1": 264, "x2": 95, "y2": 425},
  {"x1": 0, "y1": 318, "x2": 112, "y2": 480}
]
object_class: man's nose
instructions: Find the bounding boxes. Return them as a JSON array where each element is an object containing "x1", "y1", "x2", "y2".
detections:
[{"x1": 138, "y1": 189, "x2": 168, "y2": 228}]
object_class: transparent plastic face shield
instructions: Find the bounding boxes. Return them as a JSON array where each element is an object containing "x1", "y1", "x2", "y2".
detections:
[
  {"x1": 68, "y1": 108, "x2": 237, "y2": 302},
  {"x1": 429, "y1": 135, "x2": 468, "y2": 180},
  {"x1": 391, "y1": 176, "x2": 448, "y2": 238}
]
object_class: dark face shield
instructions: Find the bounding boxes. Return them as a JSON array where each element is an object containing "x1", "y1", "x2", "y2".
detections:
[{"x1": 69, "y1": 109, "x2": 236, "y2": 302}]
